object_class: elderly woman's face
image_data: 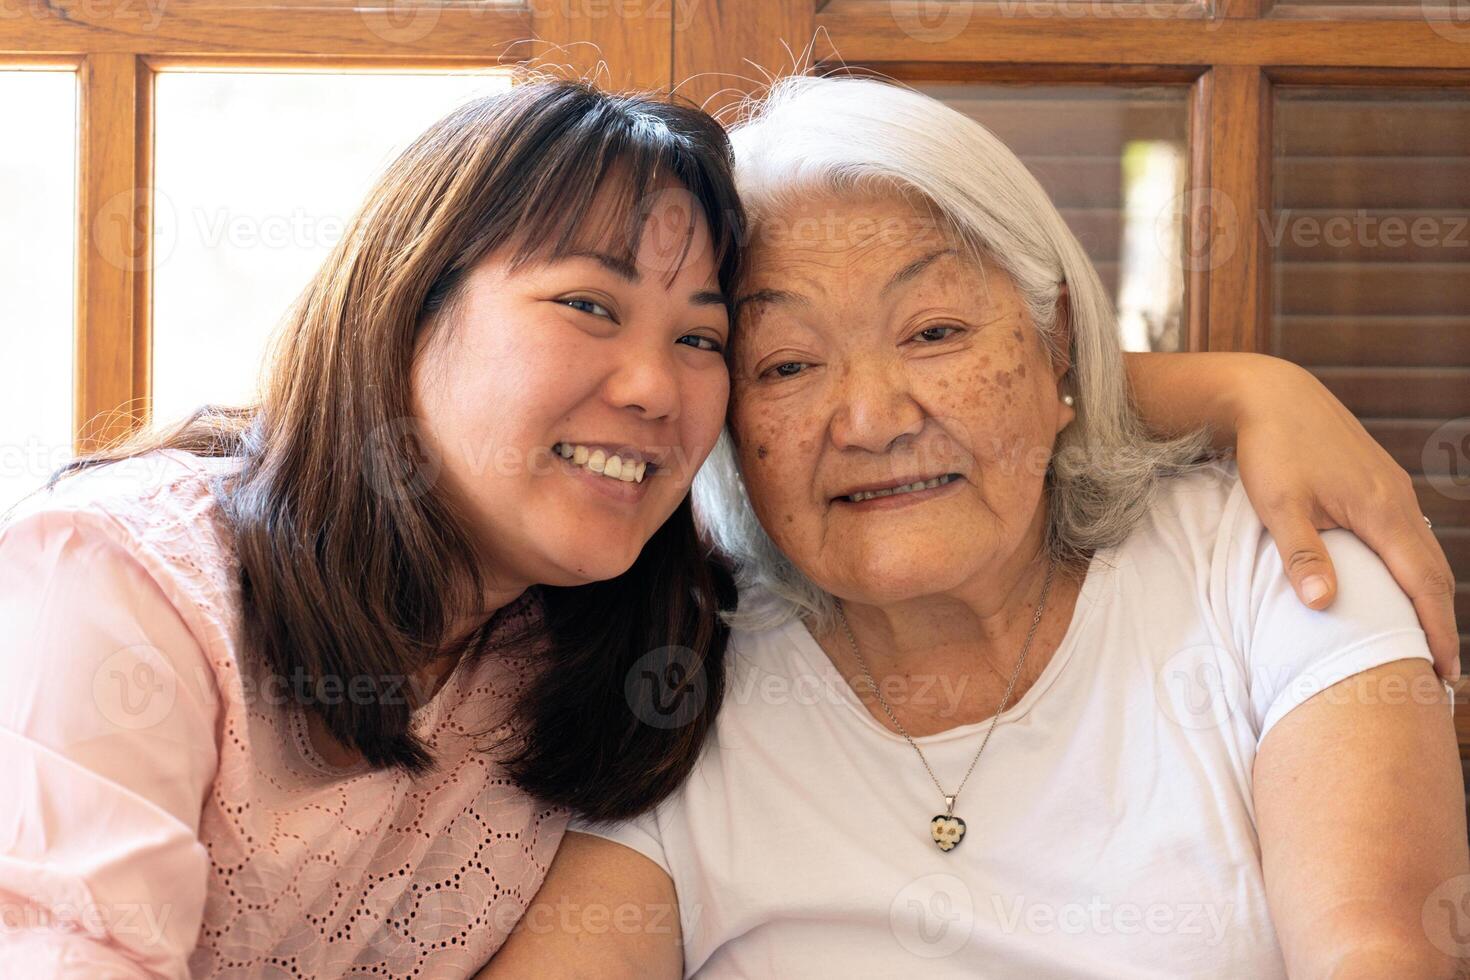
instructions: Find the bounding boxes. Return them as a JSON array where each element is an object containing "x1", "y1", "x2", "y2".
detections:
[{"x1": 729, "y1": 191, "x2": 1075, "y2": 604}]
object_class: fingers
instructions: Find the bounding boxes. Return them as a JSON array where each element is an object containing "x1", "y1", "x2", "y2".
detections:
[
  {"x1": 1407, "y1": 517, "x2": 1461, "y2": 683},
  {"x1": 1263, "y1": 495, "x2": 1462, "y2": 681},
  {"x1": 1411, "y1": 585, "x2": 1460, "y2": 685},
  {"x1": 1260, "y1": 501, "x2": 1340, "y2": 612},
  {"x1": 1356, "y1": 505, "x2": 1461, "y2": 682}
]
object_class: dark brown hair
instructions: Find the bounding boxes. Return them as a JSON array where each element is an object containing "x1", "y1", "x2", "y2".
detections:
[{"x1": 50, "y1": 78, "x2": 745, "y2": 821}]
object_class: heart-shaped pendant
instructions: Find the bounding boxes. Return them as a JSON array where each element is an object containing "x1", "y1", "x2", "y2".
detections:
[{"x1": 930, "y1": 813, "x2": 966, "y2": 852}]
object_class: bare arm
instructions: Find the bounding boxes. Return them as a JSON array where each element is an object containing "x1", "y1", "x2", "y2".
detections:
[
  {"x1": 477, "y1": 831, "x2": 684, "y2": 980},
  {"x1": 1253, "y1": 657, "x2": 1469, "y2": 977},
  {"x1": 1125, "y1": 351, "x2": 1460, "y2": 681},
  {"x1": 1123, "y1": 350, "x2": 1256, "y2": 449}
]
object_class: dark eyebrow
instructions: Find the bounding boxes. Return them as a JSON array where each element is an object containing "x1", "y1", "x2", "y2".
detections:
[
  {"x1": 882, "y1": 248, "x2": 956, "y2": 296},
  {"x1": 733, "y1": 287, "x2": 810, "y2": 315},
  {"x1": 565, "y1": 250, "x2": 725, "y2": 308}
]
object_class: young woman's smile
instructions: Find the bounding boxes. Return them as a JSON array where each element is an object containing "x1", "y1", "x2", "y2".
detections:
[{"x1": 549, "y1": 441, "x2": 657, "y2": 505}]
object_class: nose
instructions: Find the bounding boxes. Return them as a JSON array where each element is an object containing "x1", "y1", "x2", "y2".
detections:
[
  {"x1": 603, "y1": 335, "x2": 681, "y2": 422},
  {"x1": 829, "y1": 357, "x2": 923, "y2": 453}
]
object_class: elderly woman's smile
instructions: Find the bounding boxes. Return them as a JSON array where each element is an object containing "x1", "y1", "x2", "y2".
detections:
[{"x1": 729, "y1": 190, "x2": 1076, "y2": 610}]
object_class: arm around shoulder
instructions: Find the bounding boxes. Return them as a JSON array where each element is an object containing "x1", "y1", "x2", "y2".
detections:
[{"x1": 477, "y1": 831, "x2": 684, "y2": 980}]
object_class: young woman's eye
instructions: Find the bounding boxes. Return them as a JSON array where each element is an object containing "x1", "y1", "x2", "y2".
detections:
[
  {"x1": 677, "y1": 334, "x2": 725, "y2": 354},
  {"x1": 561, "y1": 297, "x2": 612, "y2": 319},
  {"x1": 914, "y1": 324, "x2": 963, "y2": 343},
  {"x1": 761, "y1": 361, "x2": 808, "y2": 380}
]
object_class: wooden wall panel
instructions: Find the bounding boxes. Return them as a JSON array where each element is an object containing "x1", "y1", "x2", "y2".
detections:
[
  {"x1": 1269, "y1": 88, "x2": 1470, "y2": 667},
  {"x1": 1277, "y1": 317, "x2": 1470, "y2": 366}
]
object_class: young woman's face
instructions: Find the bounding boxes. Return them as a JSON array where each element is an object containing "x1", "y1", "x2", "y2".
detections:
[{"x1": 412, "y1": 182, "x2": 730, "y2": 591}]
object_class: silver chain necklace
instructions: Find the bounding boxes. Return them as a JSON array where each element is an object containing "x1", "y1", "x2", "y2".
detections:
[{"x1": 834, "y1": 555, "x2": 1057, "y2": 853}]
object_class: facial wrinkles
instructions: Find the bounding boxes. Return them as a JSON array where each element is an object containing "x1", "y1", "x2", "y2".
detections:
[{"x1": 733, "y1": 190, "x2": 1072, "y2": 597}]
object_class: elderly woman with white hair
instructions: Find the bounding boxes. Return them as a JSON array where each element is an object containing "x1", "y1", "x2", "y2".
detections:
[{"x1": 484, "y1": 76, "x2": 1468, "y2": 977}]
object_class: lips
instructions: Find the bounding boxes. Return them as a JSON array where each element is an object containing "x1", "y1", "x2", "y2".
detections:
[{"x1": 835, "y1": 472, "x2": 962, "y2": 503}]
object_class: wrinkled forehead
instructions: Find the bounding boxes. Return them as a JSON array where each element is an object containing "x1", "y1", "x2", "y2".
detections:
[
  {"x1": 745, "y1": 188, "x2": 960, "y2": 268},
  {"x1": 733, "y1": 189, "x2": 996, "y2": 335},
  {"x1": 738, "y1": 195, "x2": 990, "y2": 313}
]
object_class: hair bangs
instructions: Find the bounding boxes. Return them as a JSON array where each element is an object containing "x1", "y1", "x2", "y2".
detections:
[{"x1": 502, "y1": 111, "x2": 740, "y2": 297}]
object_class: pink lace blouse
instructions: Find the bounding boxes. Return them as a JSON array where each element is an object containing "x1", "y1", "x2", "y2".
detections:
[{"x1": 0, "y1": 450, "x2": 569, "y2": 977}]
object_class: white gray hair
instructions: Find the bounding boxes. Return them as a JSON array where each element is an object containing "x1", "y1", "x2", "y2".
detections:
[{"x1": 693, "y1": 74, "x2": 1211, "y2": 636}]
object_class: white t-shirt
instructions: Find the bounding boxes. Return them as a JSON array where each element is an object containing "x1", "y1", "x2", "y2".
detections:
[{"x1": 571, "y1": 462, "x2": 1449, "y2": 978}]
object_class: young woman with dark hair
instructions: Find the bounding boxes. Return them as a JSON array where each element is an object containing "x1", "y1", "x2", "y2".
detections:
[
  {"x1": 0, "y1": 76, "x2": 1454, "y2": 978},
  {"x1": 0, "y1": 78, "x2": 745, "y2": 976}
]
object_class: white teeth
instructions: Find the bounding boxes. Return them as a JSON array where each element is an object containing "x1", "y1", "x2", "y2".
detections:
[
  {"x1": 552, "y1": 443, "x2": 652, "y2": 485},
  {"x1": 847, "y1": 474, "x2": 956, "y2": 503}
]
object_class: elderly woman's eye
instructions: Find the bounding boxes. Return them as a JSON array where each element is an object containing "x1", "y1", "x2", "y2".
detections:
[
  {"x1": 762, "y1": 362, "x2": 808, "y2": 380},
  {"x1": 914, "y1": 325, "x2": 963, "y2": 343},
  {"x1": 561, "y1": 297, "x2": 613, "y2": 319}
]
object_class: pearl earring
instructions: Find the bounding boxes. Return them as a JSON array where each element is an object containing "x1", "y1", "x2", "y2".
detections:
[{"x1": 1062, "y1": 394, "x2": 1075, "y2": 406}]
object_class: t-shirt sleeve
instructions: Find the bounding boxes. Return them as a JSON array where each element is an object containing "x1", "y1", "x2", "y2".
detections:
[
  {"x1": 1217, "y1": 478, "x2": 1447, "y2": 748},
  {"x1": 0, "y1": 506, "x2": 220, "y2": 977},
  {"x1": 567, "y1": 808, "x2": 672, "y2": 879}
]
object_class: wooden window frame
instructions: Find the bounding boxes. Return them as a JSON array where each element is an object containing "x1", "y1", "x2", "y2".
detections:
[{"x1": 1, "y1": 2, "x2": 670, "y2": 450}]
